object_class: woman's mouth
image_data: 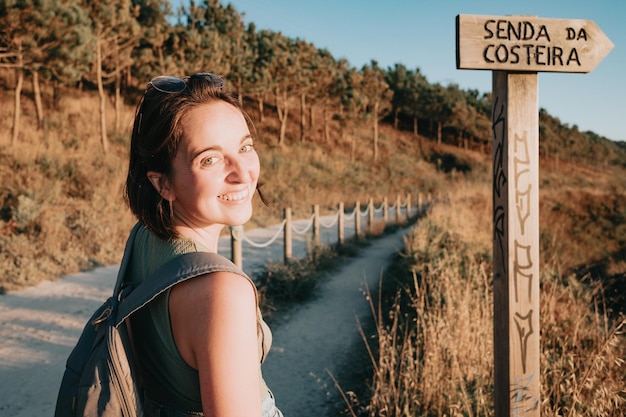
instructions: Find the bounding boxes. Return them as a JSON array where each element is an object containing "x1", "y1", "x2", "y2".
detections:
[{"x1": 218, "y1": 189, "x2": 249, "y2": 202}]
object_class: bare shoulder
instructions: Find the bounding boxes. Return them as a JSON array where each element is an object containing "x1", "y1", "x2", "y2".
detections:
[
  {"x1": 170, "y1": 269, "x2": 257, "y2": 310},
  {"x1": 168, "y1": 270, "x2": 259, "y2": 369}
]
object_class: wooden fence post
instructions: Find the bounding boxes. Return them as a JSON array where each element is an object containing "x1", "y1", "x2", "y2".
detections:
[
  {"x1": 418, "y1": 193, "x2": 423, "y2": 214},
  {"x1": 354, "y1": 201, "x2": 361, "y2": 238},
  {"x1": 230, "y1": 225, "x2": 243, "y2": 269},
  {"x1": 395, "y1": 195, "x2": 401, "y2": 224},
  {"x1": 368, "y1": 198, "x2": 374, "y2": 234},
  {"x1": 313, "y1": 204, "x2": 320, "y2": 247},
  {"x1": 383, "y1": 197, "x2": 388, "y2": 224},
  {"x1": 338, "y1": 202, "x2": 345, "y2": 245},
  {"x1": 406, "y1": 193, "x2": 412, "y2": 219},
  {"x1": 284, "y1": 207, "x2": 292, "y2": 263}
]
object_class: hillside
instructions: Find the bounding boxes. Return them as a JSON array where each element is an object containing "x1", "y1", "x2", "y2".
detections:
[{"x1": 0, "y1": 85, "x2": 625, "y2": 319}]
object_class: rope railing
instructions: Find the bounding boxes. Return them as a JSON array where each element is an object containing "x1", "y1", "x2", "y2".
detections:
[
  {"x1": 290, "y1": 215, "x2": 315, "y2": 235},
  {"x1": 223, "y1": 192, "x2": 436, "y2": 272},
  {"x1": 319, "y1": 213, "x2": 339, "y2": 229},
  {"x1": 343, "y1": 206, "x2": 357, "y2": 220},
  {"x1": 240, "y1": 220, "x2": 286, "y2": 248}
]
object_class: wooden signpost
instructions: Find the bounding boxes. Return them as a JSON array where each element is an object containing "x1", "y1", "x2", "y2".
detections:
[{"x1": 456, "y1": 14, "x2": 613, "y2": 417}]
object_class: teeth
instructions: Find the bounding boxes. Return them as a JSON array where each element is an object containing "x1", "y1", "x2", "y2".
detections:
[{"x1": 218, "y1": 189, "x2": 249, "y2": 201}]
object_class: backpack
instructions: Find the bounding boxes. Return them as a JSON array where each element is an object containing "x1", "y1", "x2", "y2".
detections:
[{"x1": 54, "y1": 223, "x2": 247, "y2": 417}]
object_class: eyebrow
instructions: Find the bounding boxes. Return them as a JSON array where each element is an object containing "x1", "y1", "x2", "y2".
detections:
[{"x1": 189, "y1": 134, "x2": 254, "y2": 161}]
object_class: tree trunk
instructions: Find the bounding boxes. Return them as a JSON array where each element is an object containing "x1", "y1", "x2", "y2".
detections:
[
  {"x1": 237, "y1": 76, "x2": 243, "y2": 106},
  {"x1": 53, "y1": 80, "x2": 60, "y2": 110},
  {"x1": 413, "y1": 117, "x2": 419, "y2": 137},
  {"x1": 115, "y1": 71, "x2": 122, "y2": 133},
  {"x1": 157, "y1": 45, "x2": 165, "y2": 72},
  {"x1": 275, "y1": 88, "x2": 288, "y2": 146},
  {"x1": 114, "y1": 38, "x2": 121, "y2": 133},
  {"x1": 350, "y1": 125, "x2": 356, "y2": 163},
  {"x1": 96, "y1": 38, "x2": 109, "y2": 153},
  {"x1": 323, "y1": 101, "x2": 330, "y2": 143},
  {"x1": 393, "y1": 108, "x2": 399, "y2": 129},
  {"x1": 11, "y1": 41, "x2": 24, "y2": 146},
  {"x1": 11, "y1": 67, "x2": 23, "y2": 146},
  {"x1": 437, "y1": 121, "x2": 442, "y2": 145},
  {"x1": 32, "y1": 71, "x2": 44, "y2": 130},
  {"x1": 300, "y1": 93, "x2": 306, "y2": 142},
  {"x1": 373, "y1": 101, "x2": 379, "y2": 162},
  {"x1": 308, "y1": 104, "x2": 314, "y2": 138},
  {"x1": 256, "y1": 93, "x2": 265, "y2": 124}
]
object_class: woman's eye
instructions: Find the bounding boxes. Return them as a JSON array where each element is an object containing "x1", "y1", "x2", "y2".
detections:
[
  {"x1": 240, "y1": 144, "x2": 254, "y2": 153},
  {"x1": 201, "y1": 156, "x2": 219, "y2": 166}
]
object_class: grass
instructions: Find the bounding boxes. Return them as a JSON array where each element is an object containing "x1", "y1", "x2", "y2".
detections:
[{"x1": 336, "y1": 181, "x2": 626, "y2": 416}]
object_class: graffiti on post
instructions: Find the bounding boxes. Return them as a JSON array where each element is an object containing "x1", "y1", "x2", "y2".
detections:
[
  {"x1": 492, "y1": 95, "x2": 507, "y2": 274},
  {"x1": 511, "y1": 374, "x2": 540, "y2": 414},
  {"x1": 511, "y1": 129, "x2": 539, "y2": 415},
  {"x1": 491, "y1": 88, "x2": 539, "y2": 415}
]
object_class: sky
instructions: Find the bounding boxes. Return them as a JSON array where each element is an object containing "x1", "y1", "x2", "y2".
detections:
[{"x1": 172, "y1": 0, "x2": 625, "y2": 141}]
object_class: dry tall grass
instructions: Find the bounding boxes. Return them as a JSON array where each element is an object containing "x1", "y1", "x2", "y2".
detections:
[
  {"x1": 359, "y1": 181, "x2": 626, "y2": 416},
  {"x1": 0, "y1": 83, "x2": 446, "y2": 292},
  {"x1": 0, "y1": 90, "x2": 136, "y2": 291}
]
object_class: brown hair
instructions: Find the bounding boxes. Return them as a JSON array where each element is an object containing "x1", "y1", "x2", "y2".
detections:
[{"x1": 124, "y1": 74, "x2": 252, "y2": 240}]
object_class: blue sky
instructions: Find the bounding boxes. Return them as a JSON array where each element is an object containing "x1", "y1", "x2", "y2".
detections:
[{"x1": 172, "y1": 0, "x2": 625, "y2": 141}]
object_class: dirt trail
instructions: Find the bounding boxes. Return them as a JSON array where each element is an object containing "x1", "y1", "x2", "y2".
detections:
[
  {"x1": 262, "y1": 229, "x2": 408, "y2": 416},
  {"x1": 0, "y1": 228, "x2": 408, "y2": 417}
]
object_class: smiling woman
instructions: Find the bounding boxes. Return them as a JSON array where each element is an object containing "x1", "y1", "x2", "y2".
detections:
[{"x1": 122, "y1": 72, "x2": 283, "y2": 417}]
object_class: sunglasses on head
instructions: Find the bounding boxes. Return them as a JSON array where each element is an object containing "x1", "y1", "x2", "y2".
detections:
[{"x1": 147, "y1": 72, "x2": 225, "y2": 94}]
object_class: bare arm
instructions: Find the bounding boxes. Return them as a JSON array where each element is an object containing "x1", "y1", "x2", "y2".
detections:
[{"x1": 169, "y1": 271, "x2": 262, "y2": 417}]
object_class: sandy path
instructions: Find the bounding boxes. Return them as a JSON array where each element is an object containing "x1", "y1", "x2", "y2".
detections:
[
  {"x1": 262, "y1": 229, "x2": 407, "y2": 416},
  {"x1": 0, "y1": 220, "x2": 408, "y2": 416}
]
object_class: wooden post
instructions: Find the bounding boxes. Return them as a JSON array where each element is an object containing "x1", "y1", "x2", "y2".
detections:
[
  {"x1": 406, "y1": 193, "x2": 412, "y2": 219},
  {"x1": 354, "y1": 201, "x2": 361, "y2": 238},
  {"x1": 383, "y1": 197, "x2": 388, "y2": 225},
  {"x1": 284, "y1": 207, "x2": 292, "y2": 263},
  {"x1": 313, "y1": 204, "x2": 320, "y2": 248},
  {"x1": 395, "y1": 195, "x2": 401, "y2": 224},
  {"x1": 368, "y1": 198, "x2": 374, "y2": 234},
  {"x1": 230, "y1": 225, "x2": 243, "y2": 269},
  {"x1": 492, "y1": 71, "x2": 540, "y2": 416},
  {"x1": 338, "y1": 202, "x2": 345, "y2": 245},
  {"x1": 457, "y1": 13, "x2": 613, "y2": 417},
  {"x1": 418, "y1": 193, "x2": 423, "y2": 214}
]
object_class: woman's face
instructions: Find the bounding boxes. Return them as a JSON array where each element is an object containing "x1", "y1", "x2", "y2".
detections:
[{"x1": 165, "y1": 101, "x2": 260, "y2": 232}]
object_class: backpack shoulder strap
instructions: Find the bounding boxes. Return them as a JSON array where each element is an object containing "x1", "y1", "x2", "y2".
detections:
[
  {"x1": 115, "y1": 251, "x2": 247, "y2": 326},
  {"x1": 112, "y1": 222, "x2": 144, "y2": 297}
]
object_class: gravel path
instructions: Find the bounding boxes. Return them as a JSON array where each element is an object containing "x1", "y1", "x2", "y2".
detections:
[
  {"x1": 262, "y1": 229, "x2": 408, "y2": 416},
  {"x1": 0, "y1": 225, "x2": 409, "y2": 417}
]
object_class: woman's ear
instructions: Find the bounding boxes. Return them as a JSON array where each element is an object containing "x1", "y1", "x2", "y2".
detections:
[{"x1": 147, "y1": 171, "x2": 175, "y2": 201}]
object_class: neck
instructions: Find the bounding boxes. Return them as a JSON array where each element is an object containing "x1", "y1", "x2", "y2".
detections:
[{"x1": 174, "y1": 224, "x2": 225, "y2": 253}]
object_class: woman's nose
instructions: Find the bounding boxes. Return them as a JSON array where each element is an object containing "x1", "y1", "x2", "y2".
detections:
[{"x1": 226, "y1": 156, "x2": 251, "y2": 183}]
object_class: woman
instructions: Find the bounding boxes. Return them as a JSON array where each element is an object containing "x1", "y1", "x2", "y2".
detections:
[{"x1": 123, "y1": 72, "x2": 282, "y2": 417}]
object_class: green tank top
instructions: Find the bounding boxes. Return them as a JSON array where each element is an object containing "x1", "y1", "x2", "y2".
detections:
[{"x1": 126, "y1": 225, "x2": 271, "y2": 411}]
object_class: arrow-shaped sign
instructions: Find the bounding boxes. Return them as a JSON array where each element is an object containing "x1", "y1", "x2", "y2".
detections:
[{"x1": 456, "y1": 14, "x2": 614, "y2": 73}]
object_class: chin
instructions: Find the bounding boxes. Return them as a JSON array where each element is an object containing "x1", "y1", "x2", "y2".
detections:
[{"x1": 227, "y1": 210, "x2": 253, "y2": 226}]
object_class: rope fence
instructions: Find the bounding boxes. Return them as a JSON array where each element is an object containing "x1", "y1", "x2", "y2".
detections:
[{"x1": 218, "y1": 192, "x2": 436, "y2": 274}]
